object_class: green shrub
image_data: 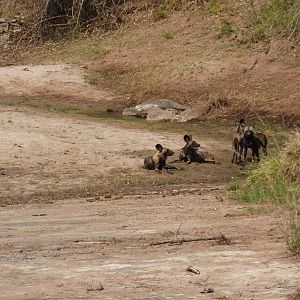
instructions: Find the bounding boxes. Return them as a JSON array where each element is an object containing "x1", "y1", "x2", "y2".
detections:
[{"x1": 236, "y1": 131, "x2": 300, "y2": 253}]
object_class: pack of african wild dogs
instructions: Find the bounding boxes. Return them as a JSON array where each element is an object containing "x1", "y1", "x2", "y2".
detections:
[{"x1": 144, "y1": 119, "x2": 268, "y2": 172}]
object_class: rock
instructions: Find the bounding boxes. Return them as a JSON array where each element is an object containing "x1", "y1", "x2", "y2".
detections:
[
  {"x1": 123, "y1": 99, "x2": 188, "y2": 119},
  {"x1": 136, "y1": 99, "x2": 188, "y2": 113},
  {"x1": 87, "y1": 281, "x2": 104, "y2": 292},
  {"x1": 122, "y1": 107, "x2": 141, "y2": 117},
  {"x1": 186, "y1": 266, "x2": 200, "y2": 275},
  {"x1": 172, "y1": 106, "x2": 209, "y2": 123},
  {"x1": 200, "y1": 287, "x2": 214, "y2": 294},
  {"x1": 51, "y1": 245, "x2": 63, "y2": 251},
  {"x1": 146, "y1": 107, "x2": 178, "y2": 122}
]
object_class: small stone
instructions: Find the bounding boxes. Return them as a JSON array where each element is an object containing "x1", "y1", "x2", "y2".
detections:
[
  {"x1": 172, "y1": 189, "x2": 179, "y2": 195},
  {"x1": 186, "y1": 266, "x2": 200, "y2": 275},
  {"x1": 87, "y1": 282, "x2": 104, "y2": 292},
  {"x1": 200, "y1": 287, "x2": 214, "y2": 294}
]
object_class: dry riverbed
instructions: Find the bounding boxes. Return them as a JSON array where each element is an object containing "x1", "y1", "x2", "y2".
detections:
[{"x1": 0, "y1": 105, "x2": 299, "y2": 299}]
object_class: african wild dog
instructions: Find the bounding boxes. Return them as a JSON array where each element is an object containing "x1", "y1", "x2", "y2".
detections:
[
  {"x1": 144, "y1": 144, "x2": 174, "y2": 172},
  {"x1": 232, "y1": 132, "x2": 244, "y2": 164},
  {"x1": 179, "y1": 135, "x2": 205, "y2": 164},
  {"x1": 243, "y1": 127, "x2": 268, "y2": 162}
]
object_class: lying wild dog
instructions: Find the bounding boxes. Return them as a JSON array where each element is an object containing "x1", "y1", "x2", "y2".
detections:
[
  {"x1": 243, "y1": 127, "x2": 268, "y2": 162},
  {"x1": 144, "y1": 144, "x2": 175, "y2": 172},
  {"x1": 179, "y1": 135, "x2": 215, "y2": 164},
  {"x1": 180, "y1": 135, "x2": 202, "y2": 163}
]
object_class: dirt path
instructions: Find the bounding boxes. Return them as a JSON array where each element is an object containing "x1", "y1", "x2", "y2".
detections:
[{"x1": 0, "y1": 105, "x2": 299, "y2": 299}]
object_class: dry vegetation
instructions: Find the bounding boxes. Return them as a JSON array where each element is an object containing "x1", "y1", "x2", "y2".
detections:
[
  {"x1": 234, "y1": 131, "x2": 300, "y2": 253},
  {"x1": 0, "y1": 0, "x2": 299, "y2": 42}
]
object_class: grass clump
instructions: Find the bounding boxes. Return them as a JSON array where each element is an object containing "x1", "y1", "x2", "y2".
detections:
[
  {"x1": 207, "y1": 0, "x2": 234, "y2": 15},
  {"x1": 84, "y1": 74, "x2": 101, "y2": 85},
  {"x1": 162, "y1": 31, "x2": 174, "y2": 39},
  {"x1": 242, "y1": 0, "x2": 300, "y2": 43},
  {"x1": 218, "y1": 20, "x2": 234, "y2": 38},
  {"x1": 237, "y1": 131, "x2": 300, "y2": 253},
  {"x1": 153, "y1": 6, "x2": 168, "y2": 21},
  {"x1": 228, "y1": 182, "x2": 240, "y2": 191}
]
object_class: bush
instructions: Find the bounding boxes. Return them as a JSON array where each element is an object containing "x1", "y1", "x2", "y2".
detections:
[
  {"x1": 243, "y1": 0, "x2": 300, "y2": 43},
  {"x1": 236, "y1": 131, "x2": 300, "y2": 253}
]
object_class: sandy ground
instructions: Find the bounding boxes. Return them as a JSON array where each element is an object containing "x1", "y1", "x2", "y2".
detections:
[
  {"x1": 0, "y1": 105, "x2": 299, "y2": 299},
  {"x1": 0, "y1": 64, "x2": 114, "y2": 104},
  {"x1": 0, "y1": 191, "x2": 299, "y2": 300}
]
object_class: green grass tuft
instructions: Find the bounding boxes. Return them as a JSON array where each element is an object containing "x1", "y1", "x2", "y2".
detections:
[
  {"x1": 228, "y1": 182, "x2": 240, "y2": 191},
  {"x1": 240, "y1": 0, "x2": 300, "y2": 43},
  {"x1": 218, "y1": 20, "x2": 234, "y2": 38},
  {"x1": 207, "y1": 0, "x2": 235, "y2": 15},
  {"x1": 162, "y1": 32, "x2": 174, "y2": 39},
  {"x1": 84, "y1": 74, "x2": 101, "y2": 85},
  {"x1": 153, "y1": 6, "x2": 168, "y2": 21}
]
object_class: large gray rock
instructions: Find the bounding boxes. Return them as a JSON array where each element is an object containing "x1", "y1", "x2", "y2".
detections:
[
  {"x1": 135, "y1": 99, "x2": 188, "y2": 115},
  {"x1": 172, "y1": 106, "x2": 209, "y2": 123},
  {"x1": 123, "y1": 99, "x2": 188, "y2": 120},
  {"x1": 146, "y1": 107, "x2": 177, "y2": 122},
  {"x1": 122, "y1": 107, "x2": 140, "y2": 117}
]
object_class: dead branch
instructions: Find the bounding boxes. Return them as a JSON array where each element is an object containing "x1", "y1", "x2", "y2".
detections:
[
  {"x1": 150, "y1": 235, "x2": 224, "y2": 246},
  {"x1": 76, "y1": 0, "x2": 85, "y2": 28},
  {"x1": 243, "y1": 58, "x2": 258, "y2": 73}
]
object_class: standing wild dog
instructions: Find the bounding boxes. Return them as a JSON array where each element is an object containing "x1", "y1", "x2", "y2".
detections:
[
  {"x1": 144, "y1": 144, "x2": 174, "y2": 172},
  {"x1": 179, "y1": 135, "x2": 203, "y2": 164},
  {"x1": 232, "y1": 132, "x2": 244, "y2": 164},
  {"x1": 243, "y1": 127, "x2": 268, "y2": 162},
  {"x1": 256, "y1": 132, "x2": 268, "y2": 155},
  {"x1": 232, "y1": 118, "x2": 245, "y2": 164}
]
